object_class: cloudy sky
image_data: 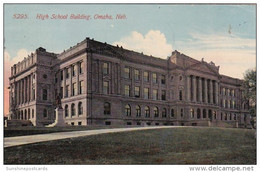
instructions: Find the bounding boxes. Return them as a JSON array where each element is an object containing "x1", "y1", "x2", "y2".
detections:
[{"x1": 4, "y1": 4, "x2": 256, "y2": 115}]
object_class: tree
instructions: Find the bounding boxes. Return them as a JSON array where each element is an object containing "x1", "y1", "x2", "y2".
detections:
[{"x1": 243, "y1": 69, "x2": 256, "y2": 128}]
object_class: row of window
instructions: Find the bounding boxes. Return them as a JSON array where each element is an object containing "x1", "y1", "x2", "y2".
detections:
[
  {"x1": 221, "y1": 99, "x2": 237, "y2": 109},
  {"x1": 64, "y1": 102, "x2": 83, "y2": 117},
  {"x1": 220, "y1": 87, "x2": 236, "y2": 97},
  {"x1": 16, "y1": 108, "x2": 35, "y2": 120},
  {"x1": 56, "y1": 61, "x2": 83, "y2": 82}
]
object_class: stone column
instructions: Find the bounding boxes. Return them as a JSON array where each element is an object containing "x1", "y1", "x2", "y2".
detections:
[
  {"x1": 210, "y1": 80, "x2": 213, "y2": 104},
  {"x1": 76, "y1": 63, "x2": 80, "y2": 95},
  {"x1": 21, "y1": 79, "x2": 24, "y2": 104},
  {"x1": 70, "y1": 65, "x2": 73, "y2": 96},
  {"x1": 199, "y1": 77, "x2": 202, "y2": 102},
  {"x1": 204, "y1": 79, "x2": 208, "y2": 103},
  {"x1": 63, "y1": 69, "x2": 66, "y2": 98},
  {"x1": 192, "y1": 76, "x2": 196, "y2": 102},
  {"x1": 186, "y1": 75, "x2": 190, "y2": 101}
]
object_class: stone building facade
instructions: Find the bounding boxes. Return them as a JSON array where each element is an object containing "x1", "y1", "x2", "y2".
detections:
[{"x1": 8, "y1": 37, "x2": 251, "y2": 127}]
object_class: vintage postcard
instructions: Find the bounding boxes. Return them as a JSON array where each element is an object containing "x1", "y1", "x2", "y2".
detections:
[{"x1": 2, "y1": 3, "x2": 257, "y2": 171}]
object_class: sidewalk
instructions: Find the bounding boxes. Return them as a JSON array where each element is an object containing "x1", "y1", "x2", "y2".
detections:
[{"x1": 4, "y1": 126, "x2": 180, "y2": 148}]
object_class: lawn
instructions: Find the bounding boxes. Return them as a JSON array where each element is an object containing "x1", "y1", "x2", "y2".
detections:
[{"x1": 4, "y1": 127, "x2": 256, "y2": 164}]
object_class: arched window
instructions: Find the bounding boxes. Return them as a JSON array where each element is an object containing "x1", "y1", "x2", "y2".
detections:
[
  {"x1": 203, "y1": 109, "x2": 207, "y2": 118},
  {"x1": 234, "y1": 114, "x2": 237, "y2": 120},
  {"x1": 229, "y1": 113, "x2": 232, "y2": 120},
  {"x1": 136, "y1": 105, "x2": 141, "y2": 117},
  {"x1": 32, "y1": 109, "x2": 34, "y2": 119},
  {"x1": 162, "y1": 108, "x2": 167, "y2": 118},
  {"x1": 125, "y1": 104, "x2": 131, "y2": 116},
  {"x1": 221, "y1": 113, "x2": 223, "y2": 120},
  {"x1": 43, "y1": 109, "x2": 48, "y2": 118},
  {"x1": 208, "y1": 109, "x2": 212, "y2": 120},
  {"x1": 71, "y1": 104, "x2": 75, "y2": 116},
  {"x1": 21, "y1": 111, "x2": 23, "y2": 120},
  {"x1": 65, "y1": 105, "x2": 69, "y2": 117},
  {"x1": 224, "y1": 113, "x2": 227, "y2": 120},
  {"x1": 171, "y1": 109, "x2": 175, "y2": 118},
  {"x1": 104, "y1": 102, "x2": 111, "y2": 115},
  {"x1": 190, "y1": 109, "x2": 194, "y2": 119},
  {"x1": 180, "y1": 108, "x2": 184, "y2": 118},
  {"x1": 197, "y1": 108, "x2": 201, "y2": 119},
  {"x1": 78, "y1": 102, "x2": 83, "y2": 115},
  {"x1": 213, "y1": 111, "x2": 216, "y2": 119},
  {"x1": 154, "y1": 107, "x2": 159, "y2": 117},
  {"x1": 28, "y1": 108, "x2": 30, "y2": 119},
  {"x1": 145, "y1": 106, "x2": 150, "y2": 117}
]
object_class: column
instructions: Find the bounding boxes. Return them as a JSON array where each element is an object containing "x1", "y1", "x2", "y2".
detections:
[
  {"x1": 76, "y1": 63, "x2": 80, "y2": 95},
  {"x1": 63, "y1": 69, "x2": 66, "y2": 98},
  {"x1": 21, "y1": 79, "x2": 24, "y2": 104},
  {"x1": 192, "y1": 76, "x2": 196, "y2": 102},
  {"x1": 70, "y1": 65, "x2": 73, "y2": 96},
  {"x1": 210, "y1": 80, "x2": 213, "y2": 104},
  {"x1": 186, "y1": 75, "x2": 190, "y2": 101},
  {"x1": 198, "y1": 77, "x2": 202, "y2": 102},
  {"x1": 28, "y1": 75, "x2": 31, "y2": 101},
  {"x1": 204, "y1": 79, "x2": 208, "y2": 103}
]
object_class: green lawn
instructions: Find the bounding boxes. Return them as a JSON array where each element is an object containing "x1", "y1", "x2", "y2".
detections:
[{"x1": 4, "y1": 127, "x2": 256, "y2": 164}]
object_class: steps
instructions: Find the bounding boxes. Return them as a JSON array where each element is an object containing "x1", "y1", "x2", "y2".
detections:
[{"x1": 6, "y1": 119, "x2": 33, "y2": 127}]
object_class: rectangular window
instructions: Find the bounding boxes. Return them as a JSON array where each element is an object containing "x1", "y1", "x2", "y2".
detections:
[
  {"x1": 79, "y1": 62, "x2": 83, "y2": 74},
  {"x1": 161, "y1": 75, "x2": 166, "y2": 84},
  {"x1": 42, "y1": 89, "x2": 47, "y2": 100},
  {"x1": 152, "y1": 73, "x2": 157, "y2": 83},
  {"x1": 79, "y1": 81, "x2": 83, "y2": 94},
  {"x1": 124, "y1": 67, "x2": 130, "y2": 79},
  {"x1": 60, "y1": 87, "x2": 63, "y2": 98},
  {"x1": 72, "y1": 83, "x2": 76, "y2": 96},
  {"x1": 32, "y1": 88, "x2": 35, "y2": 100},
  {"x1": 72, "y1": 65, "x2": 76, "y2": 77},
  {"x1": 103, "y1": 62, "x2": 109, "y2": 75},
  {"x1": 125, "y1": 85, "x2": 130, "y2": 96},
  {"x1": 66, "y1": 68, "x2": 69, "y2": 79},
  {"x1": 144, "y1": 88, "x2": 149, "y2": 99},
  {"x1": 103, "y1": 81, "x2": 109, "y2": 94},
  {"x1": 134, "y1": 86, "x2": 140, "y2": 97},
  {"x1": 60, "y1": 70, "x2": 63, "y2": 80},
  {"x1": 134, "y1": 69, "x2": 140, "y2": 80},
  {"x1": 144, "y1": 71, "x2": 149, "y2": 82},
  {"x1": 179, "y1": 90, "x2": 183, "y2": 100},
  {"x1": 65, "y1": 85, "x2": 69, "y2": 97},
  {"x1": 162, "y1": 90, "x2": 166, "y2": 100},
  {"x1": 153, "y1": 89, "x2": 158, "y2": 100}
]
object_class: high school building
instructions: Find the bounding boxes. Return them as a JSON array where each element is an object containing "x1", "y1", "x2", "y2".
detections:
[{"x1": 8, "y1": 37, "x2": 251, "y2": 127}]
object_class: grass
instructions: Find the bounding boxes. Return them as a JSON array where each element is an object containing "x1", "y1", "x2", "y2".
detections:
[
  {"x1": 4, "y1": 127, "x2": 256, "y2": 165},
  {"x1": 4, "y1": 125, "x2": 136, "y2": 137}
]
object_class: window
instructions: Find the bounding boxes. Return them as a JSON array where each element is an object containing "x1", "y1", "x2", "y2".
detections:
[
  {"x1": 190, "y1": 109, "x2": 194, "y2": 119},
  {"x1": 66, "y1": 68, "x2": 69, "y2": 79},
  {"x1": 125, "y1": 85, "x2": 130, "y2": 96},
  {"x1": 32, "y1": 109, "x2": 34, "y2": 119},
  {"x1": 181, "y1": 109, "x2": 184, "y2": 118},
  {"x1": 227, "y1": 89, "x2": 230, "y2": 96},
  {"x1": 28, "y1": 108, "x2": 30, "y2": 119},
  {"x1": 152, "y1": 73, "x2": 157, "y2": 83},
  {"x1": 154, "y1": 107, "x2": 159, "y2": 117},
  {"x1": 79, "y1": 81, "x2": 83, "y2": 94},
  {"x1": 197, "y1": 109, "x2": 201, "y2": 119},
  {"x1": 144, "y1": 88, "x2": 149, "y2": 99},
  {"x1": 104, "y1": 102, "x2": 111, "y2": 115},
  {"x1": 127, "y1": 122, "x2": 132, "y2": 125},
  {"x1": 103, "y1": 81, "x2": 109, "y2": 94},
  {"x1": 223, "y1": 99, "x2": 226, "y2": 108},
  {"x1": 145, "y1": 106, "x2": 150, "y2": 117},
  {"x1": 213, "y1": 111, "x2": 217, "y2": 119},
  {"x1": 136, "y1": 105, "x2": 141, "y2": 117},
  {"x1": 43, "y1": 109, "x2": 48, "y2": 118},
  {"x1": 221, "y1": 113, "x2": 223, "y2": 120},
  {"x1": 125, "y1": 104, "x2": 131, "y2": 116},
  {"x1": 124, "y1": 67, "x2": 130, "y2": 79},
  {"x1": 161, "y1": 90, "x2": 166, "y2": 100},
  {"x1": 78, "y1": 102, "x2": 83, "y2": 115},
  {"x1": 179, "y1": 76, "x2": 183, "y2": 81},
  {"x1": 60, "y1": 87, "x2": 63, "y2": 98},
  {"x1": 223, "y1": 88, "x2": 226, "y2": 95},
  {"x1": 43, "y1": 74, "x2": 47, "y2": 79},
  {"x1": 79, "y1": 62, "x2": 83, "y2": 74},
  {"x1": 233, "y1": 101, "x2": 236, "y2": 109},
  {"x1": 134, "y1": 86, "x2": 140, "y2": 97},
  {"x1": 224, "y1": 113, "x2": 227, "y2": 120},
  {"x1": 161, "y1": 75, "x2": 166, "y2": 84},
  {"x1": 229, "y1": 113, "x2": 232, "y2": 120},
  {"x1": 234, "y1": 114, "x2": 237, "y2": 120},
  {"x1": 162, "y1": 108, "x2": 167, "y2": 118},
  {"x1": 103, "y1": 62, "x2": 109, "y2": 75},
  {"x1": 60, "y1": 70, "x2": 63, "y2": 80},
  {"x1": 134, "y1": 69, "x2": 140, "y2": 80},
  {"x1": 144, "y1": 71, "x2": 149, "y2": 82},
  {"x1": 71, "y1": 104, "x2": 75, "y2": 116},
  {"x1": 78, "y1": 122, "x2": 82, "y2": 126},
  {"x1": 153, "y1": 89, "x2": 158, "y2": 100},
  {"x1": 72, "y1": 83, "x2": 76, "y2": 96},
  {"x1": 32, "y1": 88, "x2": 35, "y2": 100},
  {"x1": 105, "y1": 121, "x2": 111, "y2": 125},
  {"x1": 72, "y1": 65, "x2": 76, "y2": 77},
  {"x1": 232, "y1": 89, "x2": 235, "y2": 97},
  {"x1": 203, "y1": 109, "x2": 207, "y2": 118},
  {"x1": 65, "y1": 85, "x2": 69, "y2": 97},
  {"x1": 42, "y1": 89, "x2": 47, "y2": 100},
  {"x1": 179, "y1": 90, "x2": 183, "y2": 100},
  {"x1": 171, "y1": 109, "x2": 175, "y2": 118}
]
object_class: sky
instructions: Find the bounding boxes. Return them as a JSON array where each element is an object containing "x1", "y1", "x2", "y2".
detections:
[{"x1": 3, "y1": 4, "x2": 256, "y2": 115}]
